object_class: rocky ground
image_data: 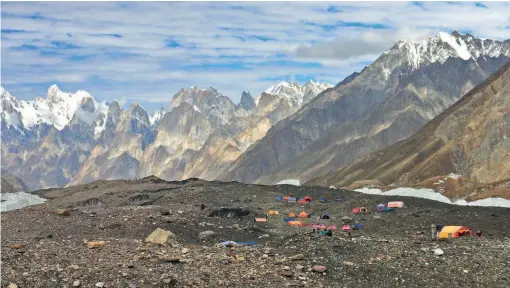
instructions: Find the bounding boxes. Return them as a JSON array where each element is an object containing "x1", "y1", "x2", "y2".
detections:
[{"x1": 2, "y1": 177, "x2": 510, "y2": 287}]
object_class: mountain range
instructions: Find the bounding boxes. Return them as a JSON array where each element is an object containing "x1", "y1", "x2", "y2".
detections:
[
  {"x1": 219, "y1": 32, "x2": 510, "y2": 192},
  {"x1": 1, "y1": 31, "x2": 509, "y2": 200},
  {"x1": 1, "y1": 79, "x2": 331, "y2": 190}
]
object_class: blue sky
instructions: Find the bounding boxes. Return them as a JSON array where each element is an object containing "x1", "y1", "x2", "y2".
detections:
[{"x1": 2, "y1": 1, "x2": 510, "y2": 112}]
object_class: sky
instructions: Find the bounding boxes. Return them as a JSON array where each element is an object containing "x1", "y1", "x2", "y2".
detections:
[{"x1": 2, "y1": 1, "x2": 510, "y2": 113}]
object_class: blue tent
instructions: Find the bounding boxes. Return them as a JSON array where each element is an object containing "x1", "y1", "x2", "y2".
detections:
[
  {"x1": 283, "y1": 217, "x2": 296, "y2": 222},
  {"x1": 353, "y1": 223, "x2": 364, "y2": 230},
  {"x1": 320, "y1": 197, "x2": 327, "y2": 203},
  {"x1": 377, "y1": 204, "x2": 385, "y2": 212},
  {"x1": 385, "y1": 207, "x2": 394, "y2": 212}
]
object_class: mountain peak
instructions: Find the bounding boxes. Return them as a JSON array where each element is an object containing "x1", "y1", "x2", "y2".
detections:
[{"x1": 384, "y1": 31, "x2": 510, "y2": 69}]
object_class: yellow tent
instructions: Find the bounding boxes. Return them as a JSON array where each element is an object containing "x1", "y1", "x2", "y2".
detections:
[
  {"x1": 268, "y1": 210, "x2": 279, "y2": 215},
  {"x1": 289, "y1": 212, "x2": 296, "y2": 217},
  {"x1": 438, "y1": 226, "x2": 472, "y2": 239}
]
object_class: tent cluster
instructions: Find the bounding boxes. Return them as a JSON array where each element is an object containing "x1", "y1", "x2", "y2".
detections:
[{"x1": 275, "y1": 196, "x2": 312, "y2": 204}]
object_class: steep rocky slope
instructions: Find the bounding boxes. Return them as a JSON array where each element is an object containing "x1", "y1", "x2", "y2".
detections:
[
  {"x1": 1, "y1": 169, "x2": 28, "y2": 193},
  {"x1": 220, "y1": 32, "x2": 510, "y2": 185},
  {"x1": 308, "y1": 61, "x2": 510, "y2": 199}
]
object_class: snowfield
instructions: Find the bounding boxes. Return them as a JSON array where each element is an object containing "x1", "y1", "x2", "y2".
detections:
[
  {"x1": 354, "y1": 187, "x2": 510, "y2": 208},
  {"x1": 276, "y1": 179, "x2": 301, "y2": 186},
  {"x1": 1, "y1": 192, "x2": 47, "y2": 212}
]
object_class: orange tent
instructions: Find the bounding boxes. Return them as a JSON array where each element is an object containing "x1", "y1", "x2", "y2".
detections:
[
  {"x1": 298, "y1": 212, "x2": 308, "y2": 218},
  {"x1": 287, "y1": 221, "x2": 303, "y2": 226},
  {"x1": 438, "y1": 226, "x2": 472, "y2": 239},
  {"x1": 289, "y1": 212, "x2": 296, "y2": 217}
]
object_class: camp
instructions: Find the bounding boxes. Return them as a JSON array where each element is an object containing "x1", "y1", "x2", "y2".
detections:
[
  {"x1": 388, "y1": 201, "x2": 405, "y2": 208},
  {"x1": 268, "y1": 210, "x2": 279, "y2": 215},
  {"x1": 298, "y1": 212, "x2": 309, "y2": 218},
  {"x1": 438, "y1": 226, "x2": 472, "y2": 239}
]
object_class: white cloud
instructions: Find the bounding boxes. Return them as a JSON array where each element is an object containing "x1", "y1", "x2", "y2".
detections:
[{"x1": 1, "y1": 2, "x2": 509, "y2": 110}]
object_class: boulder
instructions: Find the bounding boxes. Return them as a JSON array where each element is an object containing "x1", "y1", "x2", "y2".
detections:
[
  {"x1": 198, "y1": 230, "x2": 215, "y2": 239},
  {"x1": 145, "y1": 228, "x2": 177, "y2": 245},
  {"x1": 312, "y1": 265, "x2": 327, "y2": 273},
  {"x1": 341, "y1": 216, "x2": 354, "y2": 223},
  {"x1": 55, "y1": 209, "x2": 72, "y2": 216},
  {"x1": 87, "y1": 241, "x2": 106, "y2": 249}
]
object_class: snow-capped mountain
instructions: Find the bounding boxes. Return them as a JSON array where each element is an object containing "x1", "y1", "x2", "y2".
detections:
[
  {"x1": 255, "y1": 80, "x2": 332, "y2": 107},
  {"x1": 1, "y1": 78, "x2": 331, "y2": 190},
  {"x1": 220, "y1": 31, "x2": 510, "y2": 186},
  {"x1": 1, "y1": 85, "x2": 108, "y2": 135},
  {"x1": 385, "y1": 31, "x2": 510, "y2": 70}
]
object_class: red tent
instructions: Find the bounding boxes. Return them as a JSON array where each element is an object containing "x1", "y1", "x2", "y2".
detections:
[
  {"x1": 352, "y1": 208, "x2": 361, "y2": 214},
  {"x1": 304, "y1": 196, "x2": 312, "y2": 202}
]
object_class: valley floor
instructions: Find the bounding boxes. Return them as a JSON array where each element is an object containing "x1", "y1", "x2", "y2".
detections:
[{"x1": 2, "y1": 178, "x2": 510, "y2": 287}]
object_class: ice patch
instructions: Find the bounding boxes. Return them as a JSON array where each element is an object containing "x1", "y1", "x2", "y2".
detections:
[
  {"x1": 1, "y1": 192, "x2": 47, "y2": 212},
  {"x1": 276, "y1": 179, "x2": 301, "y2": 186},
  {"x1": 354, "y1": 187, "x2": 510, "y2": 208},
  {"x1": 446, "y1": 173, "x2": 461, "y2": 180}
]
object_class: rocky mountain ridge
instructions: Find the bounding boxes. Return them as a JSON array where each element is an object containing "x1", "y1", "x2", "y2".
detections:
[
  {"x1": 1, "y1": 80, "x2": 331, "y2": 189},
  {"x1": 308, "y1": 61, "x2": 510, "y2": 200},
  {"x1": 219, "y1": 31, "x2": 510, "y2": 191}
]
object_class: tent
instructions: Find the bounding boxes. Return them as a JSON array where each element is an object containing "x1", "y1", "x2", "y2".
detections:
[
  {"x1": 388, "y1": 201, "x2": 405, "y2": 208},
  {"x1": 255, "y1": 218, "x2": 267, "y2": 223},
  {"x1": 377, "y1": 204, "x2": 385, "y2": 212},
  {"x1": 287, "y1": 221, "x2": 303, "y2": 226},
  {"x1": 283, "y1": 196, "x2": 290, "y2": 202},
  {"x1": 275, "y1": 196, "x2": 283, "y2": 201},
  {"x1": 288, "y1": 197, "x2": 297, "y2": 203},
  {"x1": 353, "y1": 223, "x2": 364, "y2": 230},
  {"x1": 385, "y1": 207, "x2": 394, "y2": 212},
  {"x1": 321, "y1": 212, "x2": 330, "y2": 219},
  {"x1": 304, "y1": 196, "x2": 312, "y2": 202},
  {"x1": 320, "y1": 197, "x2": 327, "y2": 203},
  {"x1": 297, "y1": 199, "x2": 307, "y2": 205},
  {"x1": 283, "y1": 217, "x2": 295, "y2": 222},
  {"x1": 352, "y1": 208, "x2": 361, "y2": 214},
  {"x1": 360, "y1": 207, "x2": 368, "y2": 213},
  {"x1": 341, "y1": 225, "x2": 351, "y2": 231},
  {"x1": 312, "y1": 224, "x2": 326, "y2": 229},
  {"x1": 298, "y1": 212, "x2": 309, "y2": 218},
  {"x1": 289, "y1": 212, "x2": 296, "y2": 217},
  {"x1": 327, "y1": 225, "x2": 337, "y2": 230},
  {"x1": 334, "y1": 197, "x2": 344, "y2": 201},
  {"x1": 268, "y1": 210, "x2": 279, "y2": 215},
  {"x1": 438, "y1": 226, "x2": 472, "y2": 239}
]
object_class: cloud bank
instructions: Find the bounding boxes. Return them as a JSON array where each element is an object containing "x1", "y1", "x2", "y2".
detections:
[{"x1": 1, "y1": 2, "x2": 509, "y2": 112}]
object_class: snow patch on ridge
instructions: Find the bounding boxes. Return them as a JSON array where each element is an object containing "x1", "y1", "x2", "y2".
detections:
[
  {"x1": 276, "y1": 179, "x2": 301, "y2": 186},
  {"x1": 354, "y1": 187, "x2": 510, "y2": 208}
]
